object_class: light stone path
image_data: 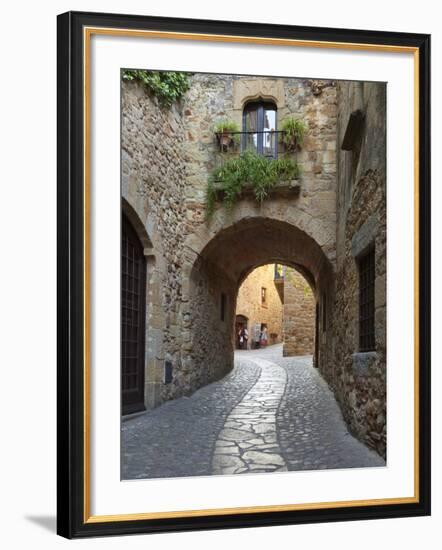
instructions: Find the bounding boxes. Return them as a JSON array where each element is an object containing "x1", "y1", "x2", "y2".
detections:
[
  {"x1": 212, "y1": 358, "x2": 288, "y2": 475},
  {"x1": 122, "y1": 344, "x2": 385, "y2": 480},
  {"x1": 121, "y1": 359, "x2": 261, "y2": 479}
]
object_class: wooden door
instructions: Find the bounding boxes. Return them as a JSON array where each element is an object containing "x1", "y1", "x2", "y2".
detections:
[{"x1": 121, "y1": 213, "x2": 146, "y2": 414}]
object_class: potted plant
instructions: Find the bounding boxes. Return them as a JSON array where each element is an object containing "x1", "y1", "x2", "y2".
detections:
[
  {"x1": 280, "y1": 117, "x2": 307, "y2": 151},
  {"x1": 214, "y1": 119, "x2": 240, "y2": 151}
]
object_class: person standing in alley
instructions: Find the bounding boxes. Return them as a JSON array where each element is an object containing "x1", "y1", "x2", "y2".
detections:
[{"x1": 260, "y1": 325, "x2": 268, "y2": 347}]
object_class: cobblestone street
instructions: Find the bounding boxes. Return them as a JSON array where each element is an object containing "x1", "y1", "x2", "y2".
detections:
[{"x1": 122, "y1": 345, "x2": 384, "y2": 479}]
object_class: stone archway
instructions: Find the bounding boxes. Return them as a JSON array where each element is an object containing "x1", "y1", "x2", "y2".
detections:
[
  {"x1": 178, "y1": 216, "x2": 335, "y2": 397},
  {"x1": 120, "y1": 197, "x2": 164, "y2": 410},
  {"x1": 121, "y1": 197, "x2": 153, "y2": 251}
]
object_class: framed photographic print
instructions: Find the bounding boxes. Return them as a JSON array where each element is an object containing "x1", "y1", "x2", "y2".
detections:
[{"x1": 57, "y1": 10, "x2": 431, "y2": 538}]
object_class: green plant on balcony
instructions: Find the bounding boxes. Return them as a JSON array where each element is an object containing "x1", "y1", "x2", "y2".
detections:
[
  {"x1": 214, "y1": 119, "x2": 241, "y2": 149},
  {"x1": 206, "y1": 151, "x2": 300, "y2": 218},
  {"x1": 280, "y1": 117, "x2": 307, "y2": 150}
]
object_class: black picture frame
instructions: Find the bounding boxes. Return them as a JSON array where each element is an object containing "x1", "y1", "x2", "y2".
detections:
[{"x1": 57, "y1": 10, "x2": 431, "y2": 539}]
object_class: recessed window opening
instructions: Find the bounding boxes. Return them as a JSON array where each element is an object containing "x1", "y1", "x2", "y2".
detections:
[
  {"x1": 220, "y1": 292, "x2": 226, "y2": 322},
  {"x1": 261, "y1": 287, "x2": 267, "y2": 307},
  {"x1": 242, "y1": 100, "x2": 277, "y2": 158},
  {"x1": 358, "y1": 246, "x2": 376, "y2": 352}
]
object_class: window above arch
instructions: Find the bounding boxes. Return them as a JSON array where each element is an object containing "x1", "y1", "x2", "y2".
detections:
[{"x1": 242, "y1": 100, "x2": 277, "y2": 159}]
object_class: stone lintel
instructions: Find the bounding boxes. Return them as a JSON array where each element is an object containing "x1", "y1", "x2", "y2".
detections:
[{"x1": 232, "y1": 78, "x2": 285, "y2": 110}]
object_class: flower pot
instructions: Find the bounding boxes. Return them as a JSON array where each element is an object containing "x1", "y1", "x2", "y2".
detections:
[
  {"x1": 281, "y1": 135, "x2": 300, "y2": 152},
  {"x1": 220, "y1": 132, "x2": 232, "y2": 147},
  {"x1": 216, "y1": 131, "x2": 234, "y2": 151}
]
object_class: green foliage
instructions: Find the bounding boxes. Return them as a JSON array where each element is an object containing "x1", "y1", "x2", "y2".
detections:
[
  {"x1": 214, "y1": 119, "x2": 241, "y2": 145},
  {"x1": 122, "y1": 69, "x2": 190, "y2": 107},
  {"x1": 280, "y1": 117, "x2": 307, "y2": 149},
  {"x1": 214, "y1": 119, "x2": 240, "y2": 134},
  {"x1": 206, "y1": 151, "x2": 300, "y2": 218},
  {"x1": 205, "y1": 179, "x2": 217, "y2": 219}
]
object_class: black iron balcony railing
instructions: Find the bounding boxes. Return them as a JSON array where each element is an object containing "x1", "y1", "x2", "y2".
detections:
[{"x1": 215, "y1": 129, "x2": 288, "y2": 158}]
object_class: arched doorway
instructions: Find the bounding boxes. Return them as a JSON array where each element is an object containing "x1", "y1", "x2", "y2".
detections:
[
  {"x1": 121, "y1": 212, "x2": 146, "y2": 415},
  {"x1": 187, "y1": 216, "x2": 334, "y2": 392}
]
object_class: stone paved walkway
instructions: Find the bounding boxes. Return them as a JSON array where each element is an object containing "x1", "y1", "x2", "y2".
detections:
[
  {"x1": 122, "y1": 344, "x2": 384, "y2": 479},
  {"x1": 212, "y1": 358, "x2": 288, "y2": 475}
]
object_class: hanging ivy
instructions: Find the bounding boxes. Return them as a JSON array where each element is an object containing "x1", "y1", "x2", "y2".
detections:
[
  {"x1": 206, "y1": 151, "x2": 300, "y2": 218},
  {"x1": 122, "y1": 69, "x2": 190, "y2": 107}
]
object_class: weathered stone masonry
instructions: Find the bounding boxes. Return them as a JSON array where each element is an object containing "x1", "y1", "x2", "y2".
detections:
[
  {"x1": 121, "y1": 73, "x2": 386, "y2": 458},
  {"x1": 283, "y1": 269, "x2": 315, "y2": 356},
  {"x1": 122, "y1": 83, "x2": 188, "y2": 408},
  {"x1": 332, "y1": 81, "x2": 387, "y2": 457}
]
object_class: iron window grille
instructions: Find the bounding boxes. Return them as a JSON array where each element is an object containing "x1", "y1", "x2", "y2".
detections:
[
  {"x1": 322, "y1": 293, "x2": 327, "y2": 332},
  {"x1": 220, "y1": 292, "x2": 226, "y2": 322},
  {"x1": 121, "y1": 214, "x2": 146, "y2": 414},
  {"x1": 358, "y1": 246, "x2": 376, "y2": 352}
]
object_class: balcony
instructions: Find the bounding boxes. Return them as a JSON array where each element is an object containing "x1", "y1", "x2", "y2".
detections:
[{"x1": 210, "y1": 130, "x2": 301, "y2": 202}]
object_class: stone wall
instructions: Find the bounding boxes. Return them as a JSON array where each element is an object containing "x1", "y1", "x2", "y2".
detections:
[
  {"x1": 122, "y1": 81, "x2": 188, "y2": 408},
  {"x1": 283, "y1": 269, "x2": 315, "y2": 356},
  {"x1": 122, "y1": 73, "x2": 339, "y2": 411},
  {"x1": 184, "y1": 257, "x2": 236, "y2": 393},
  {"x1": 332, "y1": 81, "x2": 387, "y2": 457},
  {"x1": 121, "y1": 71, "x2": 386, "y2": 459},
  {"x1": 236, "y1": 264, "x2": 283, "y2": 348},
  {"x1": 181, "y1": 75, "x2": 338, "y2": 398},
  {"x1": 182, "y1": 75, "x2": 338, "y2": 266}
]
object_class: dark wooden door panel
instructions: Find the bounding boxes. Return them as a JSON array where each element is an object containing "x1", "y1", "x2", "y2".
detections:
[{"x1": 121, "y1": 213, "x2": 146, "y2": 415}]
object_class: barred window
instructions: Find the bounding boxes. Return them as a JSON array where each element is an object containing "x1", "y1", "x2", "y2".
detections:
[
  {"x1": 220, "y1": 293, "x2": 226, "y2": 322},
  {"x1": 358, "y1": 247, "x2": 376, "y2": 351},
  {"x1": 322, "y1": 293, "x2": 327, "y2": 332}
]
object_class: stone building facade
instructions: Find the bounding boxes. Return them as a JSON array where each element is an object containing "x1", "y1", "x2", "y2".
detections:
[
  {"x1": 121, "y1": 72, "x2": 386, "y2": 457},
  {"x1": 235, "y1": 263, "x2": 315, "y2": 354},
  {"x1": 332, "y1": 81, "x2": 387, "y2": 457},
  {"x1": 235, "y1": 264, "x2": 283, "y2": 348}
]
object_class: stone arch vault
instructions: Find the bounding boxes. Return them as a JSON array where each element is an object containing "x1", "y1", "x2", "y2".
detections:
[{"x1": 173, "y1": 215, "x2": 335, "y2": 399}]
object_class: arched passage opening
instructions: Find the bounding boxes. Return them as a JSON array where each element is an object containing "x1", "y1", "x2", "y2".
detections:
[
  {"x1": 186, "y1": 217, "x2": 334, "y2": 392},
  {"x1": 236, "y1": 262, "x2": 316, "y2": 355}
]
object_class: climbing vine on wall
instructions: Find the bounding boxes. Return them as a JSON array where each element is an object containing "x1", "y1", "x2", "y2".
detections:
[{"x1": 122, "y1": 69, "x2": 190, "y2": 107}]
